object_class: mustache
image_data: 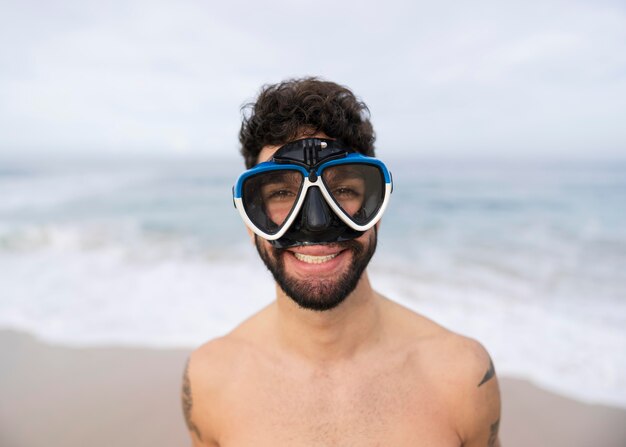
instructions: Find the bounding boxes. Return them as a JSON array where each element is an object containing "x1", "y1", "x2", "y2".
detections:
[{"x1": 273, "y1": 239, "x2": 363, "y2": 255}]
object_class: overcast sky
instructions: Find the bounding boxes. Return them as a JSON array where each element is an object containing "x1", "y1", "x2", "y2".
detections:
[{"x1": 1, "y1": 0, "x2": 625, "y2": 160}]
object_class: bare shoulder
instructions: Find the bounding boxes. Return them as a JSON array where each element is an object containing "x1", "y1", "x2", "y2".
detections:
[
  {"x1": 188, "y1": 306, "x2": 271, "y2": 387},
  {"x1": 182, "y1": 305, "x2": 275, "y2": 446},
  {"x1": 182, "y1": 336, "x2": 239, "y2": 446},
  {"x1": 382, "y1": 298, "x2": 501, "y2": 446},
  {"x1": 189, "y1": 302, "x2": 275, "y2": 379},
  {"x1": 440, "y1": 333, "x2": 501, "y2": 447},
  {"x1": 382, "y1": 297, "x2": 495, "y2": 382}
]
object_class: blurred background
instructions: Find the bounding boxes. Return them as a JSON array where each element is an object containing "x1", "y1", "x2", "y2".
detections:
[{"x1": 1, "y1": 0, "x2": 625, "y2": 444}]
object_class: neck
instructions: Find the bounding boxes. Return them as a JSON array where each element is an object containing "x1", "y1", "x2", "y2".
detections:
[{"x1": 273, "y1": 272, "x2": 382, "y2": 364}]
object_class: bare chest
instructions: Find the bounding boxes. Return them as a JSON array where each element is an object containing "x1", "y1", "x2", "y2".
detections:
[{"x1": 215, "y1": 360, "x2": 459, "y2": 447}]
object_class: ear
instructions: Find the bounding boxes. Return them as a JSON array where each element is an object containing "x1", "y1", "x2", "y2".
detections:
[{"x1": 246, "y1": 227, "x2": 256, "y2": 246}]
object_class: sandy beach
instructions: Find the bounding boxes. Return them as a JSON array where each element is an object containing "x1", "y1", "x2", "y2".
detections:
[{"x1": 1, "y1": 329, "x2": 624, "y2": 447}]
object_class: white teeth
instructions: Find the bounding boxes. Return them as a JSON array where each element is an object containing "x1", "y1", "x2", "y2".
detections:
[{"x1": 293, "y1": 252, "x2": 338, "y2": 264}]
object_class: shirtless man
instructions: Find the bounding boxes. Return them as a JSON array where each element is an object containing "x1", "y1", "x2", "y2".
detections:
[{"x1": 182, "y1": 78, "x2": 501, "y2": 446}]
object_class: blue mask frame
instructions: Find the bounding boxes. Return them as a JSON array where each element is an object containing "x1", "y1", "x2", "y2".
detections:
[{"x1": 233, "y1": 139, "x2": 392, "y2": 246}]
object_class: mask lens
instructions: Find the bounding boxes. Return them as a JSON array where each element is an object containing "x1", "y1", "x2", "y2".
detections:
[
  {"x1": 321, "y1": 163, "x2": 385, "y2": 225},
  {"x1": 242, "y1": 169, "x2": 304, "y2": 234}
]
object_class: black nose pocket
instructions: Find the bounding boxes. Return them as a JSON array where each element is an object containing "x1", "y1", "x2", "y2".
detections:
[{"x1": 300, "y1": 187, "x2": 333, "y2": 231}]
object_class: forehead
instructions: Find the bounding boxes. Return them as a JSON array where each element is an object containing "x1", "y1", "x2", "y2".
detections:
[
  {"x1": 257, "y1": 144, "x2": 282, "y2": 164},
  {"x1": 256, "y1": 132, "x2": 332, "y2": 164}
]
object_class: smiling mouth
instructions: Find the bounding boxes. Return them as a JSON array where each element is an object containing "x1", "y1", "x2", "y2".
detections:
[{"x1": 293, "y1": 252, "x2": 339, "y2": 264}]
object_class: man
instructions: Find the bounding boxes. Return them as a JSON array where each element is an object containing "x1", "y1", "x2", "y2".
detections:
[{"x1": 182, "y1": 78, "x2": 501, "y2": 446}]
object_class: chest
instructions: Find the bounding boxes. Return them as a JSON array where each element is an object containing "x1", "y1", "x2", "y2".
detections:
[{"x1": 216, "y1": 360, "x2": 460, "y2": 447}]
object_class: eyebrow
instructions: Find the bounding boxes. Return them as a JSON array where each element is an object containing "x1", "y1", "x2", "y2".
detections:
[
  {"x1": 323, "y1": 167, "x2": 364, "y2": 182},
  {"x1": 263, "y1": 171, "x2": 302, "y2": 183}
]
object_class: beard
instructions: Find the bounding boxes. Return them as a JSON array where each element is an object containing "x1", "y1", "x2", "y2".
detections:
[{"x1": 255, "y1": 231, "x2": 377, "y2": 312}]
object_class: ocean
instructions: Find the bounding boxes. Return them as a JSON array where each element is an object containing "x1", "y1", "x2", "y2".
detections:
[{"x1": 1, "y1": 154, "x2": 625, "y2": 409}]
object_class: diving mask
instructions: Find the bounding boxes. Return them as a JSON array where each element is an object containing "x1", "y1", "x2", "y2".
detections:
[{"x1": 233, "y1": 138, "x2": 392, "y2": 248}]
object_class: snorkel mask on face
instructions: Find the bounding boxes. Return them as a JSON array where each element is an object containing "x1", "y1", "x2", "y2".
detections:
[{"x1": 233, "y1": 138, "x2": 393, "y2": 248}]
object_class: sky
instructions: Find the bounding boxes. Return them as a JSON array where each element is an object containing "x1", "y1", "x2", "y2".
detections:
[{"x1": 1, "y1": 0, "x2": 625, "y2": 160}]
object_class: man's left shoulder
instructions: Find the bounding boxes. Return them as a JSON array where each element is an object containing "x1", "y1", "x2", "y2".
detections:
[
  {"x1": 385, "y1": 300, "x2": 501, "y2": 446},
  {"x1": 434, "y1": 332, "x2": 497, "y2": 390},
  {"x1": 384, "y1": 298, "x2": 496, "y2": 389},
  {"x1": 424, "y1": 332, "x2": 501, "y2": 446}
]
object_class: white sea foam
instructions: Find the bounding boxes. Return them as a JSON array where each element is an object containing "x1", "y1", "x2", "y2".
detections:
[{"x1": 0, "y1": 222, "x2": 273, "y2": 347}]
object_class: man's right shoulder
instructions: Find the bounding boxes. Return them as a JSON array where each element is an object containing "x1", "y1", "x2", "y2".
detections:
[
  {"x1": 188, "y1": 303, "x2": 275, "y2": 385},
  {"x1": 182, "y1": 302, "x2": 276, "y2": 445},
  {"x1": 187, "y1": 319, "x2": 269, "y2": 391},
  {"x1": 188, "y1": 336, "x2": 240, "y2": 381},
  {"x1": 183, "y1": 334, "x2": 254, "y2": 446}
]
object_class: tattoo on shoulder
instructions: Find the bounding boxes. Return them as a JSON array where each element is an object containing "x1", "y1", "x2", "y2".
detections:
[
  {"x1": 477, "y1": 357, "x2": 496, "y2": 387},
  {"x1": 182, "y1": 359, "x2": 203, "y2": 441},
  {"x1": 487, "y1": 418, "x2": 500, "y2": 447}
]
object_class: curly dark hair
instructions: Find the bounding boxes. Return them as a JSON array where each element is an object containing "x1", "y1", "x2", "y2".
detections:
[{"x1": 239, "y1": 77, "x2": 376, "y2": 168}]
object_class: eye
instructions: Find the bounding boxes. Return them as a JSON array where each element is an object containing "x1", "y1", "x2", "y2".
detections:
[
  {"x1": 265, "y1": 188, "x2": 297, "y2": 201},
  {"x1": 333, "y1": 187, "x2": 362, "y2": 198}
]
